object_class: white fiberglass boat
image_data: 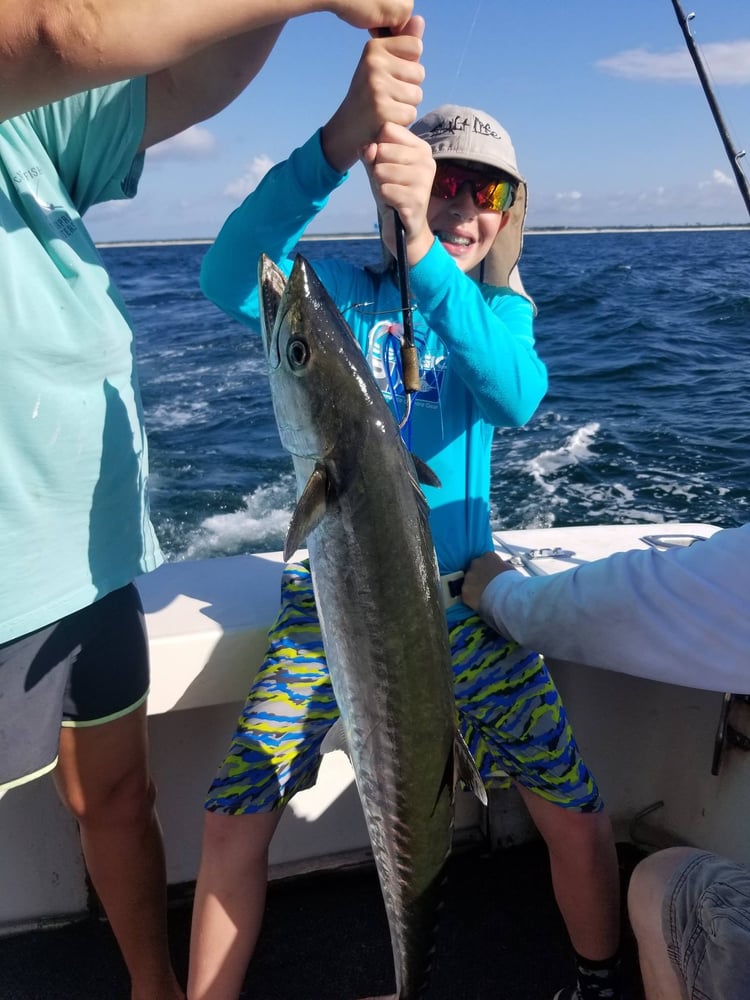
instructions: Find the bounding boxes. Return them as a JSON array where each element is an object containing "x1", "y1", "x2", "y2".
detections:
[{"x1": 2, "y1": 519, "x2": 747, "y2": 943}]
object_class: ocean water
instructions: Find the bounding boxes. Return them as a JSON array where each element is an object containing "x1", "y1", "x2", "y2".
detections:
[{"x1": 102, "y1": 228, "x2": 750, "y2": 562}]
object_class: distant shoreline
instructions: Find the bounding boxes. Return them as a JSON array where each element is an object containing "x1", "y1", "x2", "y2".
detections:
[{"x1": 97, "y1": 223, "x2": 749, "y2": 249}]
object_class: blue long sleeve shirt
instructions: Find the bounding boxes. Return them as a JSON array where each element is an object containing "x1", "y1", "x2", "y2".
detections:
[{"x1": 201, "y1": 130, "x2": 548, "y2": 577}]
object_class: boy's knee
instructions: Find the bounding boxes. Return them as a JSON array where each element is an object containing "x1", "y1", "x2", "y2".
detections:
[
  {"x1": 554, "y1": 804, "x2": 614, "y2": 853},
  {"x1": 202, "y1": 808, "x2": 279, "y2": 867}
]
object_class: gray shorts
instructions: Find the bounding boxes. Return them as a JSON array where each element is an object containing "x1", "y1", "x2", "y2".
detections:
[
  {"x1": 664, "y1": 850, "x2": 750, "y2": 1000},
  {"x1": 0, "y1": 585, "x2": 150, "y2": 792}
]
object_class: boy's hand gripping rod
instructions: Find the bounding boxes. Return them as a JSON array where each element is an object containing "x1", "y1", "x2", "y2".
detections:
[{"x1": 376, "y1": 28, "x2": 421, "y2": 419}]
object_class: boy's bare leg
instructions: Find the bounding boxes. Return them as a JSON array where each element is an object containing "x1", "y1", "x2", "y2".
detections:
[
  {"x1": 188, "y1": 809, "x2": 282, "y2": 1000},
  {"x1": 519, "y1": 787, "x2": 621, "y2": 960}
]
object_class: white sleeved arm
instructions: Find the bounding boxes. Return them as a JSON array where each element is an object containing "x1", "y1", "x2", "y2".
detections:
[{"x1": 478, "y1": 524, "x2": 750, "y2": 694}]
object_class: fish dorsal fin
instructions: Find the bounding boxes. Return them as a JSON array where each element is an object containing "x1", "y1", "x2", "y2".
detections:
[
  {"x1": 284, "y1": 463, "x2": 328, "y2": 560},
  {"x1": 319, "y1": 717, "x2": 350, "y2": 759},
  {"x1": 411, "y1": 453, "x2": 441, "y2": 489},
  {"x1": 454, "y1": 729, "x2": 487, "y2": 806},
  {"x1": 407, "y1": 452, "x2": 440, "y2": 532}
]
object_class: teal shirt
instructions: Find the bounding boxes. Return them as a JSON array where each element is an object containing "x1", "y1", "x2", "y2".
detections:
[
  {"x1": 201, "y1": 131, "x2": 548, "y2": 581},
  {"x1": 0, "y1": 81, "x2": 163, "y2": 643}
]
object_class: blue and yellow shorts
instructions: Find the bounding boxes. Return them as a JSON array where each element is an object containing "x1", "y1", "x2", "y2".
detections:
[{"x1": 205, "y1": 560, "x2": 602, "y2": 815}]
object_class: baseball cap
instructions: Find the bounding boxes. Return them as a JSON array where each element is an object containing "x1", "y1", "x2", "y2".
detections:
[{"x1": 411, "y1": 105, "x2": 524, "y2": 184}]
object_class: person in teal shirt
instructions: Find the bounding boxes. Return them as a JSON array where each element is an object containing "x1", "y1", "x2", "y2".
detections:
[
  {"x1": 191, "y1": 19, "x2": 623, "y2": 1000},
  {"x1": 0, "y1": 3, "x2": 413, "y2": 998}
]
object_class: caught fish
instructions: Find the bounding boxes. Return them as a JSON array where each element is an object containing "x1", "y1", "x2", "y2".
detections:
[{"x1": 259, "y1": 253, "x2": 486, "y2": 999}]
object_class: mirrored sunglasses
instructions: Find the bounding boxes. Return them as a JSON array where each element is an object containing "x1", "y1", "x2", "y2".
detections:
[{"x1": 431, "y1": 161, "x2": 517, "y2": 213}]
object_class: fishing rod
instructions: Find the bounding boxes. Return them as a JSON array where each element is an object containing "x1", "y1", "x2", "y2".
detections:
[
  {"x1": 376, "y1": 28, "x2": 421, "y2": 421},
  {"x1": 393, "y1": 213, "x2": 421, "y2": 404},
  {"x1": 670, "y1": 0, "x2": 750, "y2": 220}
]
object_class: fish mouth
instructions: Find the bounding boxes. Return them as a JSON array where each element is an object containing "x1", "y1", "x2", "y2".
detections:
[{"x1": 258, "y1": 253, "x2": 286, "y2": 369}]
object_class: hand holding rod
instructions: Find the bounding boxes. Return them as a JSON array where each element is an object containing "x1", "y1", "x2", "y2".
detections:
[{"x1": 376, "y1": 27, "x2": 421, "y2": 396}]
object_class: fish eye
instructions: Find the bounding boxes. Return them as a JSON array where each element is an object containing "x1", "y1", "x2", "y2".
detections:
[{"x1": 287, "y1": 337, "x2": 309, "y2": 369}]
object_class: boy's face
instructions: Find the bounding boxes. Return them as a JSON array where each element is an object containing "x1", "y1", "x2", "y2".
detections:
[{"x1": 427, "y1": 159, "x2": 513, "y2": 274}]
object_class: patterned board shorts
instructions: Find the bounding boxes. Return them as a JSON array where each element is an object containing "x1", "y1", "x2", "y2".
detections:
[
  {"x1": 664, "y1": 851, "x2": 750, "y2": 1000},
  {"x1": 206, "y1": 560, "x2": 603, "y2": 816}
]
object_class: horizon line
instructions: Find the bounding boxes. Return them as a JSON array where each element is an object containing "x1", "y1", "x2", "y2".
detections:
[{"x1": 96, "y1": 222, "x2": 750, "y2": 249}]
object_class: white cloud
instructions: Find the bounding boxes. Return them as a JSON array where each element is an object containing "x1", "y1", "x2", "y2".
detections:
[
  {"x1": 529, "y1": 175, "x2": 747, "y2": 228},
  {"x1": 699, "y1": 168, "x2": 735, "y2": 189},
  {"x1": 597, "y1": 40, "x2": 750, "y2": 85},
  {"x1": 712, "y1": 168, "x2": 736, "y2": 187},
  {"x1": 224, "y1": 155, "x2": 275, "y2": 200},
  {"x1": 148, "y1": 126, "x2": 217, "y2": 160},
  {"x1": 86, "y1": 199, "x2": 132, "y2": 219}
]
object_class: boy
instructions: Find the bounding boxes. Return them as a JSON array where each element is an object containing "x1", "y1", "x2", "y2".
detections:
[{"x1": 190, "y1": 19, "x2": 622, "y2": 1000}]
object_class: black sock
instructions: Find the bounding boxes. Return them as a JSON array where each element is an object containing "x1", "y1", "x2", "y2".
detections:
[{"x1": 572, "y1": 949, "x2": 622, "y2": 1000}]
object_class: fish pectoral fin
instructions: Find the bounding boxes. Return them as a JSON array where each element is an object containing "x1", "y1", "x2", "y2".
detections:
[
  {"x1": 284, "y1": 463, "x2": 329, "y2": 560},
  {"x1": 410, "y1": 453, "x2": 442, "y2": 489},
  {"x1": 454, "y1": 729, "x2": 488, "y2": 806},
  {"x1": 319, "y1": 718, "x2": 351, "y2": 759}
]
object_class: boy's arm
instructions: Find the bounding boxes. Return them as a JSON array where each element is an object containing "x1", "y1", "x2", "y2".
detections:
[
  {"x1": 200, "y1": 129, "x2": 348, "y2": 326},
  {"x1": 0, "y1": 0, "x2": 413, "y2": 123},
  {"x1": 411, "y1": 244, "x2": 548, "y2": 426},
  {"x1": 200, "y1": 17, "x2": 424, "y2": 326}
]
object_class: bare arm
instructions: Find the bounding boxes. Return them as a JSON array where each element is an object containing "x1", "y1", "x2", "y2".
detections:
[
  {"x1": 140, "y1": 25, "x2": 286, "y2": 150},
  {"x1": 0, "y1": 0, "x2": 413, "y2": 122}
]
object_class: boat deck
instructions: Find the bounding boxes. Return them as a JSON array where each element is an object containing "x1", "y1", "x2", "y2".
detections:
[{"x1": 1, "y1": 840, "x2": 646, "y2": 1000}]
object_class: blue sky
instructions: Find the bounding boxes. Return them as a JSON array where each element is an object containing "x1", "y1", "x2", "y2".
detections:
[{"x1": 87, "y1": 0, "x2": 750, "y2": 242}]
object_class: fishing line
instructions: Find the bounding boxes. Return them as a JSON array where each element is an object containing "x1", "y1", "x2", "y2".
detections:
[
  {"x1": 344, "y1": 305, "x2": 416, "y2": 446},
  {"x1": 447, "y1": 0, "x2": 483, "y2": 102}
]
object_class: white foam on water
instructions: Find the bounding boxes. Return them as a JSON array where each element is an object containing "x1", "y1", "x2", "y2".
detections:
[
  {"x1": 634, "y1": 470, "x2": 708, "y2": 506},
  {"x1": 146, "y1": 362, "x2": 216, "y2": 384},
  {"x1": 148, "y1": 400, "x2": 210, "y2": 430},
  {"x1": 524, "y1": 422, "x2": 601, "y2": 492},
  {"x1": 492, "y1": 473, "x2": 644, "y2": 532},
  {"x1": 178, "y1": 479, "x2": 294, "y2": 558}
]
